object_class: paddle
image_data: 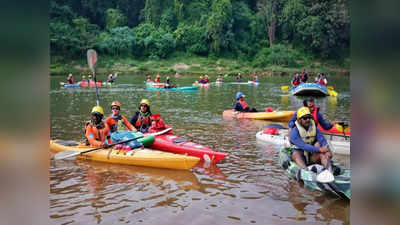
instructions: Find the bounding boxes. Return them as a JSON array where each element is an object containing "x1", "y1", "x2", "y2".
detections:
[
  {"x1": 264, "y1": 124, "x2": 350, "y2": 138},
  {"x1": 87, "y1": 49, "x2": 99, "y2": 106},
  {"x1": 54, "y1": 128, "x2": 173, "y2": 160},
  {"x1": 281, "y1": 85, "x2": 290, "y2": 92}
]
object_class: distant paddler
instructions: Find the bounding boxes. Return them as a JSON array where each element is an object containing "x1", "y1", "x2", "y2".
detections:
[
  {"x1": 107, "y1": 74, "x2": 115, "y2": 83},
  {"x1": 155, "y1": 74, "x2": 161, "y2": 83},
  {"x1": 66, "y1": 73, "x2": 74, "y2": 84}
]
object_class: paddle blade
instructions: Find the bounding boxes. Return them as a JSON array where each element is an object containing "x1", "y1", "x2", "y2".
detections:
[
  {"x1": 327, "y1": 85, "x2": 334, "y2": 90},
  {"x1": 53, "y1": 151, "x2": 80, "y2": 160},
  {"x1": 328, "y1": 90, "x2": 338, "y2": 97},
  {"x1": 281, "y1": 86, "x2": 289, "y2": 92},
  {"x1": 87, "y1": 49, "x2": 97, "y2": 72}
]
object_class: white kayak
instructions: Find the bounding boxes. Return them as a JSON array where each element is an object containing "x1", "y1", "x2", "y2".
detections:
[{"x1": 256, "y1": 129, "x2": 350, "y2": 155}]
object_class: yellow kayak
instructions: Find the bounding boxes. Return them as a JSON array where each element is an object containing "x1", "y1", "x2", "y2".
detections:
[
  {"x1": 50, "y1": 140, "x2": 200, "y2": 170},
  {"x1": 222, "y1": 109, "x2": 294, "y2": 121}
]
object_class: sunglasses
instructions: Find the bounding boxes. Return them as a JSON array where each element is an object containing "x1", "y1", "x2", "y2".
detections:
[
  {"x1": 112, "y1": 107, "x2": 120, "y2": 110},
  {"x1": 301, "y1": 116, "x2": 312, "y2": 120},
  {"x1": 140, "y1": 104, "x2": 148, "y2": 107}
]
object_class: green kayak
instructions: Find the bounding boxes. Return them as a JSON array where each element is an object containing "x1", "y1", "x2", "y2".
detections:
[{"x1": 279, "y1": 147, "x2": 351, "y2": 199}]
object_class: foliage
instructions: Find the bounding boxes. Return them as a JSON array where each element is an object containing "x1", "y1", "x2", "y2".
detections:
[
  {"x1": 253, "y1": 44, "x2": 298, "y2": 67},
  {"x1": 105, "y1": 8, "x2": 127, "y2": 30},
  {"x1": 98, "y1": 26, "x2": 135, "y2": 56}
]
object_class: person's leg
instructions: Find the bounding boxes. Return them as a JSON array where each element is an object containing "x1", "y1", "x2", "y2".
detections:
[{"x1": 291, "y1": 150, "x2": 307, "y2": 169}]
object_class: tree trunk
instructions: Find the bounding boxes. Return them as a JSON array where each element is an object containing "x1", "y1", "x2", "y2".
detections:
[{"x1": 268, "y1": 19, "x2": 276, "y2": 47}]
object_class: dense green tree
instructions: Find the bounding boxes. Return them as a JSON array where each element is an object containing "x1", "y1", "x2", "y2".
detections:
[
  {"x1": 206, "y1": 0, "x2": 233, "y2": 54},
  {"x1": 98, "y1": 27, "x2": 135, "y2": 56},
  {"x1": 105, "y1": 8, "x2": 127, "y2": 30}
]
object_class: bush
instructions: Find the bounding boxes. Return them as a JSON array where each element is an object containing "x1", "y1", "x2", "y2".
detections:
[{"x1": 253, "y1": 44, "x2": 297, "y2": 67}]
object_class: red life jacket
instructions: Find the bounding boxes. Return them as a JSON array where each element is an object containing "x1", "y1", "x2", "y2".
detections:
[
  {"x1": 155, "y1": 78, "x2": 160, "y2": 83},
  {"x1": 238, "y1": 99, "x2": 249, "y2": 109},
  {"x1": 263, "y1": 128, "x2": 278, "y2": 135},
  {"x1": 319, "y1": 79, "x2": 326, "y2": 86}
]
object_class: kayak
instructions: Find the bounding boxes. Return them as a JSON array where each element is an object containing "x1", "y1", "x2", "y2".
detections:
[
  {"x1": 193, "y1": 83, "x2": 210, "y2": 87},
  {"x1": 279, "y1": 146, "x2": 351, "y2": 199},
  {"x1": 318, "y1": 123, "x2": 351, "y2": 136},
  {"x1": 290, "y1": 83, "x2": 329, "y2": 96},
  {"x1": 80, "y1": 81, "x2": 102, "y2": 87},
  {"x1": 146, "y1": 82, "x2": 165, "y2": 88},
  {"x1": 229, "y1": 82, "x2": 251, "y2": 85},
  {"x1": 149, "y1": 133, "x2": 227, "y2": 163},
  {"x1": 222, "y1": 109, "x2": 294, "y2": 121},
  {"x1": 63, "y1": 83, "x2": 80, "y2": 88},
  {"x1": 50, "y1": 140, "x2": 200, "y2": 170},
  {"x1": 147, "y1": 86, "x2": 199, "y2": 91},
  {"x1": 256, "y1": 129, "x2": 350, "y2": 155},
  {"x1": 247, "y1": 81, "x2": 259, "y2": 85}
]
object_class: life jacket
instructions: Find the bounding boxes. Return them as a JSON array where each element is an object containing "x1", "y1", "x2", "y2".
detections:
[
  {"x1": 85, "y1": 121, "x2": 112, "y2": 147},
  {"x1": 155, "y1": 77, "x2": 161, "y2": 83},
  {"x1": 253, "y1": 77, "x2": 258, "y2": 82},
  {"x1": 106, "y1": 115, "x2": 133, "y2": 133},
  {"x1": 238, "y1": 99, "x2": 249, "y2": 110},
  {"x1": 134, "y1": 112, "x2": 152, "y2": 131},
  {"x1": 309, "y1": 106, "x2": 319, "y2": 127},
  {"x1": 67, "y1": 77, "x2": 74, "y2": 84},
  {"x1": 319, "y1": 79, "x2": 326, "y2": 86},
  {"x1": 147, "y1": 78, "x2": 152, "y2": 82},
  {"x1": 294, "y1": 120, "x2": 316, "y2": 145},
  {"x1": 205, "y1": 78, "x2": 209, "y2": 83},
  {"x1": 264, "y1": 128, "x2": 278, "y2": 135},
  {"x1": 149, "y1": 116, "x2": 173, "y2": 133}
]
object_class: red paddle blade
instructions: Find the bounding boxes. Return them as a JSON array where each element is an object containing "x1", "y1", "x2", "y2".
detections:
[{"x1": 87, "y1": 49, "x2": 97, "y2": 72}]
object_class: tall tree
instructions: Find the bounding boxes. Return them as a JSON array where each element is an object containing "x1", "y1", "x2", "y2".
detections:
[{"x1": 257, "y1": 0, "x2": 280, "y2": 47}]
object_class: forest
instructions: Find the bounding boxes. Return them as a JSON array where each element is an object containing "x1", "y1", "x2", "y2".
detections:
[{"x1": 50, "y1": 0, "x2": 349, "y2": 74}]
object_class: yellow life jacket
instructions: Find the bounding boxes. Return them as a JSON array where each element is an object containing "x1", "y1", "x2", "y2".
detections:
[{"x1": 295, "y1": 120, "x2": 316, "y2": 144}]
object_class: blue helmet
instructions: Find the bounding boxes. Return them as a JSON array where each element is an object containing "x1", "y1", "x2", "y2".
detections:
[{"x1": 236, "y1": 92, "x2": 245, "y2": 100}]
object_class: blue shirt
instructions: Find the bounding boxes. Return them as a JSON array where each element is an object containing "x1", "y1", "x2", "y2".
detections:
[
  {"x1": 233, "y1": 101, "x2": 245, "y2": 111},
  {"x1": 289, "y1": 126, "x2": 328, "y2": 153},
  {"x1": 288, "y1": 109, "x2": 333, "y2": 130}
]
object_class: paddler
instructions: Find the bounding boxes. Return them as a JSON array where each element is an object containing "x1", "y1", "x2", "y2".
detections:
[
  {"x1": 204, "y1": 75, "x2": 209, "y2": 83},
  {"x1": 289, "y1": 107, "x2": 333, "y2": 171},
  {"x1": 291, "y1": 73, "x2": 300, "y2": 88},
  {"x1": 107, "y1": 74, "x2": 115, "y2": 83},
  {"x1": 288, "y1": 97, "x2": 338, "y2": 130},
  {"x1": 66, "y1": 73, "x2": 74, "y2": 84},
  {"x1": 88, "y1": 74, "x2": 93, "y2": 82},
  {"x1": 199, "y1": 76, "x2": 205, "y2": 84},
  {"x1": 216, "y1": 75, "x2": 222, "y2": 82},
  {"x1": 237, "y1": 73, "x2": 242, "y2": 82},
  {"x1": 81, "y1": 75, "x2": 88, "y2": 82},
  {"x1": 105, "y1": 101, "x2": 142, "y2": 150},
  {"x1": 130, "y1": 99, "x2": 153, "y2": 133},
  {"x1": 233, "y1": 92, "x2": 257, "y2": 112},
  {"x1": 106, "y1": 101, "x2": 136, "y2": 133},
  {"x1": 253, "y1": 75, "x2": 259, "y2": 83},
  {"x1": 85, "y1": 106, "x2": 113, "y2": 148},
  {"x1": 146, "y1": 75, "x2": 153, "y2": 82},
  {"x1": 155, "y1": 74, "x2": 161, "y2": 83}
]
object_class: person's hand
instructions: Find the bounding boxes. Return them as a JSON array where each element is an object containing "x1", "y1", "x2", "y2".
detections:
[
  {"x1": 319, "y1": 145, "x2": 329, "y2": 153},
  {"x1": 101, "y1": 142, "x2": 109, "y2": 148}
]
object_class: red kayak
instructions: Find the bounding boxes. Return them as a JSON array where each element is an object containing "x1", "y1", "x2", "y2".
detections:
[
  {"x1": 150, "y1": 134, "x2": 227, "y2": 163},
  {"x1": 80, "y1": 81, "x2": 102, "y2": 87},
  {"x1": 318, "y1": 123, "x2": 351, "y2": 135}
]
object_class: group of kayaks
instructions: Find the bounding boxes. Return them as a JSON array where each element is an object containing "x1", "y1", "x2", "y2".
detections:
[
  {"x1": 50, "y1": 127, "x2": 228, "y2": 171},
  {"x1": 145, "y1": 82, "x2": 199, "y2": 91},
  {"x1": 60, "y1": 81, "x2": 112, "y2": 88}
]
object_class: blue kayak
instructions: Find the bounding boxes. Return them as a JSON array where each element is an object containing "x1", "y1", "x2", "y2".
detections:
[
  {"x1": 290, "y1": 83, "x2": 329, "y2": 96},
  {"x1": 147, "y1": 86, "x2": 199, "y2": 91},
  {"x1": 62, "y1": 83, "x2": 80, "y2": 88}
]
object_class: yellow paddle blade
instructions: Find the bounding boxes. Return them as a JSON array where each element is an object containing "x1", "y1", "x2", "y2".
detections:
[
  {"x1": 327, "y1": 85, "x2": 334, "y2": 90},
  {"x1": 281, "y1": 86, "x2": 289, "y2": 91},
  {"x1": 328, "y1": 90, "x2": 338, "y2": 97}
]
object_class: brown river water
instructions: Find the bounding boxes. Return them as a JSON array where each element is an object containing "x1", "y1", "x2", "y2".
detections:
[{"x1": 50, "y1": 75, "x2": 350, "y2": 225}]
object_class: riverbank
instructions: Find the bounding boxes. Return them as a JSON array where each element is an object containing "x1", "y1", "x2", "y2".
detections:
[{"x1": 51, "y1": 55, "x2": 350, "y2": 77}]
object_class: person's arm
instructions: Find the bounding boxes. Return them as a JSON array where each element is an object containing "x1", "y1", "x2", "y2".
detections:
[
  {"x1": 104, "y1": 124, "x2": 113, "y2": 145},
  {"x1": 289, "y1": 128, "x2": 320, "y2": 153},
  {"x1": 233, "y1": 102, "x2": 242, "y2": 111},
  {"x1": 317, "y1": 111, "x2": 333, "y2": 130},
  {"x1": 130, "y1": 112, "x2": 139, "y2": 127},
  {"x1": 123, "y1": 116, "x2": 136, "y2": 131},
  {"x1": 288, "y1": 112, "x2": 297, "y2": 128},
  {"x1": 316, "y1": 128, "x2": 328, "y2": 147}
]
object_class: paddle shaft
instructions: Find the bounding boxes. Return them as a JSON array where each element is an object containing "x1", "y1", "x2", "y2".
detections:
[
  {"x1": 266, "y1": 124, "x2": 350, "y2": 138},
  {"x1": 87, "y1": 49, "x2": 100, "y2": 106}
]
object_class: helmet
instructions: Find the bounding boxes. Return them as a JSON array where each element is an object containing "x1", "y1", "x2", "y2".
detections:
[
  {"x1": 91, "y1": 106, "x2": 104, "y2": 115},
  {"x1": 205, "y1": 75, "x2": 208, "y2": 78},
  {"x1": 109, "y1": 74, "x2": 113, "y2": 77},
  {"x1": 111, "y1": 101, "x2": 121, "y2": 108},
  {"x1": 156, "y1": 74, "x2": 160, "y2": 78},
  {"x1": 303, "y1": 97, "x2": 314, "y2": 106},
  {"x1": 236, "y1": 92, "x2": 245, "y2": 100},
  {"x1": 140, "y1": 99, "x2": 150, "y2": 106},
  {"x1": 88, "y1": 74, "x2": 92, "y2": 78},
  {"x1": 166, "y1": 76, "x2": 170, "y2": 79},
  {"x1": 82, "y1": 75, "x2": 86, "y2": 79},
  {"x1": 297, "y1": 107, "x2": 311, "y2": 119},
  {"x1": 200, "y1": 76, "x2": 203, "y2": 79},
  {"x1": 69, "y1": 73, "x2": 72, "y2": 77}
]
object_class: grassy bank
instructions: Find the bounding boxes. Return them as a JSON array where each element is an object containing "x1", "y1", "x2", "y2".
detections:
[{"x1": 50, "y1": 55, "x2": 350, "y2": 77}]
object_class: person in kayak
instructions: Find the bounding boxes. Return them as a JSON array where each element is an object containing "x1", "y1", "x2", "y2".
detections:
[
  {"x1": 66, "y1": 73, "x2": 74, "y2": 84},
  {"x1": 155, "y1": 74, "x2": 161, "y2": 83},
  {"x1": 106, "y1": 101, "x2": 136, "y2": 133},
  {"x1": 233, "y1": 92, "x2": 257, "y2": 112},
  {"x1": 164, "y1": 76, "x2": 177, "y2": 88},
  {"x1": 198, "y1": 76, "x2": 205, "y2": 84},
  {"x1": 88, "y1": 74, "x2": 93, "y2": 82},
  {"x1": 204, "y1": 75, "x2": 209, "y2": 83},
  {"x1": 130, "y1": 99, "x2": 153, "y2": 133},
  {"x1": 85, "y1": 106, "x2": 113, "y2": 148},
  {"x1": 216, "y1": 75, "x2": 223, "y2": 82},
  {"x1": 149, "y1": 114, "x2": 172, "y2": 134},
  {"x1": 81, "y1": 75, "x2": 88, "y2": 83},
  {"x1": 146, "y1": 75, "x2": 153, "y2": 82},
  {"x1": 300, "y1": 68, "x2": 308, "y2": 83},
  {"x1": 107, "y1": 74, "x2": 115, "y2": 83},
  {"x1": 316, "y1": 73, "x2": 328, "y2": 86},
  {"x1": 288, "y1": 97, "x2": 338, "y2": 130},
  {"x1": 291, "y1": 73, "x2": 301, "y2": 88},
  {"x1": 253, "y1": 75, "x2": 259, "y2": 83},
  {"x1": 106, "y1": 101, "x2": 143, "y2": 150},
  {"x1": 289, "y1": 107, "x2": 332, "y2": 170},
  {"x1": 237, "y1": 73, "x2": 242, "y2": 82}
]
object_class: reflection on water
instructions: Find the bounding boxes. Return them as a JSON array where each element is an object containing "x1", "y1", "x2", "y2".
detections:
[{"x1": 50, "y1": 75, "x2": 350, "y2": 225}]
